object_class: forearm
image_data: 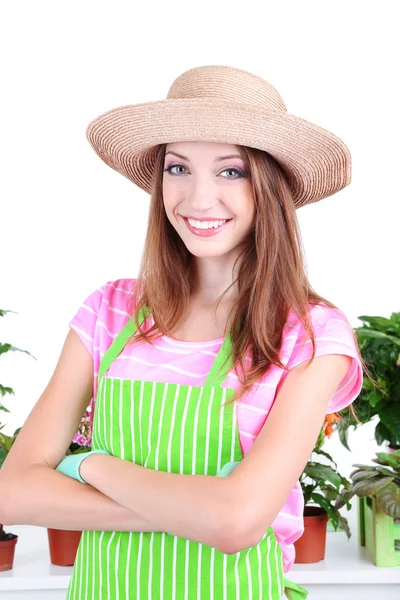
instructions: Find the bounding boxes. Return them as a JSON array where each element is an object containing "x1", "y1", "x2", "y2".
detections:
[
  {"x1": 81, "y1": 454, "x2": 235, "y2": 550},
  {"x1": 2, "y1": 464, "x2": 163, "y2": 533}
]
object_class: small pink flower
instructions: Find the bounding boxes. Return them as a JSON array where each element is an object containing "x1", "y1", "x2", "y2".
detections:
[{"x1": 71, "y1": 405, "x2": 93, "y2": 448}]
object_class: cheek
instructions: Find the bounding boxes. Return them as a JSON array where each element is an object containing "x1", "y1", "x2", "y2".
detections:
[
  {"x1": 162, "y1": 182, "x2": 176, "y2": 215},
  {"x1": 232, "y1": 190, "x2": 256, "y2": 224}
]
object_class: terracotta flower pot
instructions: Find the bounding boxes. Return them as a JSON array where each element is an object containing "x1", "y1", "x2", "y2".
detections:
[
  {"x1": 294, "y1": 505, "x2": 329, "y2": 563},
  {"x1": 0, "y1": 533, "x2": 18, "y2": 571},
  {"x1": 47, "y1": 528, "x2": 82, "y2": 566}
]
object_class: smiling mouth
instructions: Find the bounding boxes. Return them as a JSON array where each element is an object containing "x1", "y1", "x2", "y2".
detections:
[
  {"x1": 182, "y1": 216, "x2": 232, "y2": 237},
  {"x1": 182, "y1": 216, "x2": 233, "y2": 230}
]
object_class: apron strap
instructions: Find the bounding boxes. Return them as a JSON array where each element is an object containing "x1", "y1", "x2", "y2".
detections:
[
  {"x1": 283, "y1": 577, "x2": 309, "y2": 599},
  {"x1": 98, "y1": 303, "x2": 236, "y2": 389},
  {"x1": 203, "y1": 331, "x2": 235, "y2": 388},
  {"x1": 98, "y1": 305, "x2": 149, "y2": 379}
]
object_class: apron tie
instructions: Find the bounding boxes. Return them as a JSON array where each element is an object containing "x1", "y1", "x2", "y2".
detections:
[{"x1": 284, "y1": 576, "x2": 309, "y2": 599}]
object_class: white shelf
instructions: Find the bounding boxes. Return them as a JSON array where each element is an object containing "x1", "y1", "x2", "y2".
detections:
[{"x1": 1, "y1": 508, "x2": 399, "y2": 599}]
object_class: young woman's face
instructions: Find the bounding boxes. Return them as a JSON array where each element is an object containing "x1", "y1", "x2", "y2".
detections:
[{"x1": 162, "y1": 141, "x2": 255, "y2": 259}]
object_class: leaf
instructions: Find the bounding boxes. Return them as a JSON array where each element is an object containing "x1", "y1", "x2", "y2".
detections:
[
  {"x1": 351, "y1": 476, "x2": 394, "y2": 497},
  {"x1": 305, "y1": 463, "x2": 342, "y2": 489},
  {"x1": 337, "y1": 420, "x2": 352, "y2": 451},
  {"x1": 352, "y1": 463, "x2": 380, "y2": 471},
  {"x1": 0, "y1": 432, "x2": 13, "y2": 452},
  {"x1": 0, "y1": 310, "x2": 16, "y2": 318},
  {"x1": 0, "y1": 386, "x2": 14, "y2": 399},
  {"x1": 375, "y1": 421, "x2": 392, "y2": 446},
  {"x1": 309, "y1": 492, "x2": 331, "y2": 514},
  {"x1": 313, "y1": 447, "x2": 337, "y2": 467},
  {"x1": 376, "y1": 483, "x2": 400, "y2": 519},
  {"x1": 319, "y1": 484, "x2": 339, "y2": 503},
  {"x1": 337, "y1": 512, "x2": 352, "y2": 539},
  {"x1": 335, "y1": 490, "x2": 353, "y2": 510},
  {"x1": 373, "y1": 452, "x2": 400, "y2": 470},
  {"x1": 376, "y1": 466, "x2": 398, "y2": 477},
  {"x1": 310, "y1": 493, "x2": 339, "y2": 529},
  {"x1": 301, "y1": 484, "x2": 314, "y2": 506},
  {"x1": 0, "y1": 446, "x2": 7, "y2": 468},
  {"x1": 352, "y1": 464, "x2": 396, "y2": 478},
  {"x1": 378, "y1": 406, "x2": 400, "y2": 446},
  {"x1": 350, "y1": 469, "x2": 380, "y2": 482},
  {"x1": 355, "y1": 327, "x2": 400, "y2": 347},
  {"x1": 0, "y1": 343, "x2": 36, "y2": 360},
  {"x1": 336, "y1": 490, "x2": 353, "y2": 511},
  {"x1": 356, "y1": 315, "x2": 400, "y2": 332}
]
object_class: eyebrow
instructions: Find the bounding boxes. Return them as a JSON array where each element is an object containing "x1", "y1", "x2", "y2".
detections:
[{"x1": 165, "y1": 151, "x2": 243, "y2": 162}]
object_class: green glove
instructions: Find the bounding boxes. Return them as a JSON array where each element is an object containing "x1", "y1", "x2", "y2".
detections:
[
  {"x1": 216, "y1": 461, "x2": 240, "y2": 477},
  {"x1": 56, "y1": 449, "x2": 109, "y2": 483}
]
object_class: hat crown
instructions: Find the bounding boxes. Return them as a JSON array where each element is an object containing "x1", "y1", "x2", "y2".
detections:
[{"x1": 167, "y1": 65, "x2": 287, "y2": 113}]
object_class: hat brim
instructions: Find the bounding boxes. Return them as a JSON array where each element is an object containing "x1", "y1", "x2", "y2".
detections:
[{"x1": 86, "y1": 98, "x2": 351, "y2": 207}]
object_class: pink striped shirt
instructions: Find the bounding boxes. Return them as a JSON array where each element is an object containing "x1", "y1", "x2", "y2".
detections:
[{"x1": 69, "y1": 278, "x2": 363, "y2": 573}]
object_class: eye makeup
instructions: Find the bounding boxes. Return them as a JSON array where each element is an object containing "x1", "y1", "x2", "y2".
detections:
[{"x1": 163, "y1": 164, "x2": 247, "y2": 178}]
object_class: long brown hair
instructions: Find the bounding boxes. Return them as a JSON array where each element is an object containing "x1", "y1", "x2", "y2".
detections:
[{"x1": 126, "y1": 143, "x2": 378, "y2": 414}]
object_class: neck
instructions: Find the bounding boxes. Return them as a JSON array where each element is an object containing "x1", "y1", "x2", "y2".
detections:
[{"x1": 190, "y1": 248, "x2": 243, "y2": 307}]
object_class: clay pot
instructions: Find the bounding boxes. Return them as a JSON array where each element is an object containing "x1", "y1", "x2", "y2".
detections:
[
  {"x1": 47, "y1": 528, "x2": 82, "y2": 566},
  {"x1": 0, "y1": 533, "x2": 18, "y2": 571},
  {"x1": 294, "y1": 505, "x2": 329, "y2": 563}
]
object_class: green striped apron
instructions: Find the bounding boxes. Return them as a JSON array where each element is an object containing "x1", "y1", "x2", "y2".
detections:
[{"x1": 66, "y1": 308, "x2": 308, "y2": 599}]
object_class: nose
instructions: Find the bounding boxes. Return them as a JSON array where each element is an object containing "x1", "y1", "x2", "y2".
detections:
[{"x1": 187, "y1": 175, "x2": 219, "y2": 213}]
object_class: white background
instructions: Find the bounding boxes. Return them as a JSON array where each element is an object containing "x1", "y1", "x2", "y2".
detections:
[{"x1": 1, "y1": 0, "x2": 399, "y2": 489}]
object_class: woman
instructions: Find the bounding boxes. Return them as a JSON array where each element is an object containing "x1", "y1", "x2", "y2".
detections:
[{"x1": 1, "y1": 65, "x2": 365, "y2": 599}]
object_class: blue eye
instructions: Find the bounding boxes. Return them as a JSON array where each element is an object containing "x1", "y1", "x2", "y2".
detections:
[
  {"x1": 220, "y1": 168, "x2": 245, "y2": 179},
  {"x1": 164, "y1": 164, "x2": 187, "y2": 175},
  {"x1": 163, "y1": 164, "x2": 246, "y2": 178}
]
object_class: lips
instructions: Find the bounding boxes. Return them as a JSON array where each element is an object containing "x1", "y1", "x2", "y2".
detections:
[{"x1": 182, "y1": 216, "x2": 232, "y2": 237}]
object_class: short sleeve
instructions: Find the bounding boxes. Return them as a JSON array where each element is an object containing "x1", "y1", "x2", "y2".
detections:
[
  {"x1": 68, "y1": 283, "x2": 106, "y2": 358},
  {"x1": 285, "y1": 304, "x2": 363, "y2": 413},
  {"x1": 68, "y1": 278, "x2": 137, "y2": 404}
]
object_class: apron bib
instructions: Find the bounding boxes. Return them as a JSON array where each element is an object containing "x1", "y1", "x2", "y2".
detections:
[{"x1": 66, "y1": 308, "x2": 308, "y2": 599}]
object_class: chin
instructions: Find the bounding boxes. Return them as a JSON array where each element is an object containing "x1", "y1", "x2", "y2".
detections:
[{"x1": 183, "y1": 242, "x2": 234, "y2": 259}]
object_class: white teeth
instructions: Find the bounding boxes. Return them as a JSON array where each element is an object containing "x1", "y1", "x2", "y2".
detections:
[{"x1": 187, "y1": 218, "x2": 227, "y2": 229}]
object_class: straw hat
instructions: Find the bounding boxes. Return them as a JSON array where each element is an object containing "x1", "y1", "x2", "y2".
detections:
[{"x1": 86, "y1": 65, "x2": 351, "y2": 208}]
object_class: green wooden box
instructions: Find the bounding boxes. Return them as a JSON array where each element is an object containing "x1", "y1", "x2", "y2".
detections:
[{"x1": 358, "y1": 496, "x2": 400, "y2": 567}]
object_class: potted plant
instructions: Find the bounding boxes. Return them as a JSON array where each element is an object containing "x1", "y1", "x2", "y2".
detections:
[
  {"x1": 47, "y1": 406, "x2": 92, "y2": 566},
  {"x1": 294, "y1": 419, "x2": 352, "y2": 563},
  {"x1": 337, "y1": 311, "x2": 400, "y2": 451},
  {"x1": 0, "y1": 418, "x2": 22, "y2": 571},
  {"x1": 0, "y1": 308, "x2": 35, "y2": 571},
  {"x1": 336, "y1": 449, "x2": 400, "y2": 566}
]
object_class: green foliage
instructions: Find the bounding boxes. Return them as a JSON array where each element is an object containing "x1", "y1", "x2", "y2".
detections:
[
  {"x1": 300, "y1": 447, "x2": 352, "y2": 538},
  {"x1": 0, "y1": 426, "x2": 21, "y2": 468},
  {"x1": 67, "y1": 442, "x2": 91, "y2": 455},
  {"x1": 336, "y1": 449, "x2": 400, "y2": 519},
  {"x1": 0, "y1": 309, "x2": 35, "y2": 468},
  {"x1": 339, "y1": 312, "x2": 400, "y2": 448},
  {"x1": 0, "y1": 309, "x2": 36, "y2": 405}
]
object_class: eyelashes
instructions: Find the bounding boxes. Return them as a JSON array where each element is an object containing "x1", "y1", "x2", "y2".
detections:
[{"x1": 163, "y1": 164, "x2": 247, "y2": 179}]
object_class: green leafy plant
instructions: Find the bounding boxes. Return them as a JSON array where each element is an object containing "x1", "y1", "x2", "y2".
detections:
[
  {"x1": 1, "y1": 309, "x2": 36, "y2": 541},
  {"x1": 0, "y1": 426, "x2": 22, "y2": 541},
  {"x1": 300, "y1": 443, "x2": 353, "y2": 539},
  {"x1": 0, "y1": 424, "x2": 21, "y2": 469},
  {"x1": 1, "y1": 309, "x2": 36, "y2": 403},
  {"x1": 338, "y1": 312, "x2": 400, "y2": 450},
  {"x1": 336, "y1": 449, "x2": 400, "y2": 520}
]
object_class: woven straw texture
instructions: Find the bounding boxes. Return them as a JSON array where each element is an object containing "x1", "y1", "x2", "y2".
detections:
[{"x1": 86, "y1": 65, "x2": 351, "y2": 207}]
